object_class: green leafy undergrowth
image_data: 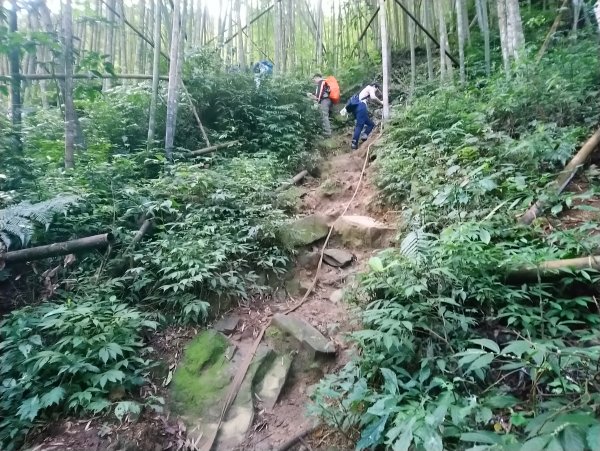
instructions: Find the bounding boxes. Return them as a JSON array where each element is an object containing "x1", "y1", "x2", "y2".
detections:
[
  {"x1": 0, "y1": 293, "x2": 158, "y2": 449},
  {"x1": 311, "y1": 221, "x2": 600, "y2": 450},
  {"x1": 312, "y1": 29, "x2": 600, "y2": 451},
  {"x1": 375, "y1": 36, "x2": 600, "y2": 229}
]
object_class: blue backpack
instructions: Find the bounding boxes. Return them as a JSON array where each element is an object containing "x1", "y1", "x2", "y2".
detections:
[{"x1": 345, "y1": 94, "x2": 361, "y2": 114}]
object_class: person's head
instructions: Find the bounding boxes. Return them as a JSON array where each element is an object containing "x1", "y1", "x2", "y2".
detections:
[
  {"x1": 372, "y1": 82, "x2": 381, "y2": 91},
  {"x1": 313, "y1": 73, "x2": 323, "y2": 84}
]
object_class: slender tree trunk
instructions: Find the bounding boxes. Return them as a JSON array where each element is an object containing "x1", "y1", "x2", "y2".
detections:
[
  {"x1": 147, "y1": 0, "x2": 162, "y2": 151},
  {"x1": 456, "y1": 0, "x2": 466, "y2": 84},
  {"x1": 506, "y1": 0, "x2": 525, "y2": 59},
  {"x1": 135, "y1": 0, "x2": 146, "y2": 73},
  {"x1": 498, "y1": 0, "x2": 510, "y2": 75},
  {"x1": 236, "y1": 0, "x2": 245, "y2": 68},
  {"x1": 118, "y1": 0, "x2": 128, "y2": 72},
  {"x1": 9, "y1": 0, "x2": 22, "y2": 154},
  {"x1": 64, "y1": 0, "x2": 76, "y2": 169},
  {"x1": 316, "y1": 0, "x2": 323, "y2": 67},
  {"x1": 438, "y1": 0, "x2": 448, "y2": 81},
  {"x1": 424, "y1": 0, "x2": 434, "y2": 80},
  {"x1": 475, "y1": 0, "x2": 491, "y2": 76},
  {"x1": 408, "y1": 0, "x2": 416, "y2": 98},
  {"x1": 379, "y1": 0, "x2": 390, "y2": 120},
  {"x1": 104, "y1": 0, "x2": 116, "y2": 89},
  {"x1": 164, "y1": 0, "x2": 181, "y2": 160}
]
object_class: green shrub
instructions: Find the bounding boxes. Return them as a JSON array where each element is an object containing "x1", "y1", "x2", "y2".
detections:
[{"x1": 0, "y1": 292, "x2": 158, "y2": 449}]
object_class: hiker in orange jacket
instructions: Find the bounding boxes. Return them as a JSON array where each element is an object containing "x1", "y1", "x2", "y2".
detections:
[{"x1": 309, "y1": 73, "x2": 333, "y2": 138}]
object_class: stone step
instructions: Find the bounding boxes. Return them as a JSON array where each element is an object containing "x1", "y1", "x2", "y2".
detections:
[
  {"x1": 323, "y1": 248, "x2": 354, "y2": 268},
  {"x1": 216, "y1": 345, "x2": 274, "y2": 449},
  {"x1": 255, "y1": 353, "x2": 294, "y2": 410},
  {"x1": 334, "y1": 215, "x2": 395, "y2": 248},
  {"x1": 280, "y1": 214, "x2": 329, "y2": 247},
  {"x1": 272, "y1": 313, "x2": 336, "y2": 355}
]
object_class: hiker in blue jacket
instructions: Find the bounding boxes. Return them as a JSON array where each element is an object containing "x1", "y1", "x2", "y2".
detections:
[{"x1": 342, "y1": 83, "x2": 383, "y2": 150}]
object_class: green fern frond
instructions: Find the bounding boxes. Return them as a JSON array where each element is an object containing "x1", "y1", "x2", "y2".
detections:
[
  {"x1": 399, "y1": 229, "x2": 434, "y2": 264},
  {"x1": 0, "y1": 195, "x2": 80, "y2": 250}
]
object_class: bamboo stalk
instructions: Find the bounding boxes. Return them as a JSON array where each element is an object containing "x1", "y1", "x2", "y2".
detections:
[
  {"x1": 536, "y1": 0, "x2": 569, "y2": 64},
  {"x1": 275, "y1": 170, "x2": 309, "y2": 193},
  {"x1": 187, "y1": 141, "x2": 240, "y2": 157},
  {"x1": 3, "y1": 233, "x2": 114, "y2": 263},
  {"x1": 394, "y1": 0, "x2": 460, "y2": 67},
  {"x1": 520, "y1": 127, "x2": 600, "y2": 225},
  {"x1": 508, "y1": 255, "x2": 600, "y2": 281}
]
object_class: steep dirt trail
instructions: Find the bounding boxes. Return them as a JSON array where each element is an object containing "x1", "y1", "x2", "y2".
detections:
[{"x1": 226, "y1": 133, "x2": 398, "y2": 451}]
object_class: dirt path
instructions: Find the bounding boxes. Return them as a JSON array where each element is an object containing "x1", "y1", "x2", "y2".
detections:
[
  {"x1": 215, "y1": 133, "x2": 397, "y2": 451},
  {"x1": 24, "y1": 136, "x2": 395, "y2": 451}
]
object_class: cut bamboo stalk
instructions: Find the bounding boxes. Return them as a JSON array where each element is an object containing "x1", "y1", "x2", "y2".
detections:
[
  {"x1": 3, "y1": 233, "x2": 114, "y2": 263},
  {"x1": 275, "y1": 170, "x2": 309, "y2": 193},
  {"x1": 536, "y1": 0, "x2": 569, "y2": 64},
  {"x1": 187, "y1": 141, "x2": 240, "y2": 157},
  {"x1": 508, "y1": 255, "x2": 600, "y2": 281},
  {"x1": 520, "y1": 127, "x2": 600, "y2": 225}
]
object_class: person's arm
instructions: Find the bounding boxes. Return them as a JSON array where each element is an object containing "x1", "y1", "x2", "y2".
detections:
[{"x1": 370, "y1": 86, "x2": 384, "y2": 106}]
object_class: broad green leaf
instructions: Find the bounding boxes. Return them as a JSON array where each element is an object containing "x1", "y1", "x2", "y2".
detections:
[
  {"x1": 561, "y1": 427, "x2": 585, "y2": 451},
  {"x1": 368, "y1": 257, "x2": 385, "y2": 273},
  {"x1": 392, "y1": 426, "x2": 413, "y2": 451},
  {"x1": 40, "y1": 387, "x2": 65, "y2": 408},
  {"x1": 460, "y1": 431, "x2": 502, "y2": 444},
  {"x1": 380, "y1": 368, "x2": 398, "y2": 396},
  {"x1": 479, "y1": 229, "x2": 491, "y2": 245},
  {"x1": 17, "y1": 396, "x2": 41, "y2": 421},
  {"x1": 356, "y1": 414, "x2": 389, "y2": 450},
  {"x1": 587, "y1": 424, "x2": 600, "y2": 451},
  {"x1": 467, "y1": 353, "x2": 494, "y2": 374},
  {"x1": 470, "y1": 338, "x2": 500, "y2": 353},
  {"x1": 545, "y1": 437, "x2": 564, "y2": 451},
  {"x1": 501, "y1": 340, "x2": 532, "y2": 358},
  {"x1": 519, "y1": 436, "x2": 550, "y2": 451},
  {"x1": 88, "y1": 399, "x2": 111, "y2": 414}
]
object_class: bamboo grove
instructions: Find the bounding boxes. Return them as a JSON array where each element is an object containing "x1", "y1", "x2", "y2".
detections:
[{"x1": 2, "y1": 0, "x2": 591, "y2": 166}]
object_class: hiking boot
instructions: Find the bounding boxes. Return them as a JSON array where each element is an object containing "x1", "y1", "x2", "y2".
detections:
[
  {"x1": 360, "y1": 133, "x2": 368, "y2": 142},
  {"x1": 351, "y1": 141, "x2": 358, "y2": 150}
]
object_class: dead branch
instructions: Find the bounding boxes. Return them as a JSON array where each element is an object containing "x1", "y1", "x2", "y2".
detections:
[
  {"x1": 520, "y1": 127, "x2": 600, "y2": 225},
  {"x1": 3, "y1": 233, "x2": 114, "y2": 264}
]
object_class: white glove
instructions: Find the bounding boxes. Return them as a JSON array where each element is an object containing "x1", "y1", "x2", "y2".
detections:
[{"x1": 340, "y1": 107, "x2": 348, "y2": 117}]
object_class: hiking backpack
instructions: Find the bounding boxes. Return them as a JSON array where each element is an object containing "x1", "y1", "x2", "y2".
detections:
[
  {"x1": 325, "y1": 76, "x2": 341, "y2": 104},
  {"x1": 345, "y1": 94, "x2": 361, "y2": 115}
]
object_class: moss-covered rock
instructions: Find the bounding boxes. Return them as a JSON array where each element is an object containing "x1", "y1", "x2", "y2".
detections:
[
  {"x1": 280, "y1": 215, "x2": 329, "y2": 247},
  {"x1": 171, "y1": 330, "x2": 231, "y2": 415}
]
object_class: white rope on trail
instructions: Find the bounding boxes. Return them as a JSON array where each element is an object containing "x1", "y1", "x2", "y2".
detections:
[{"x1": 201, "y1": 128, "x2": 383, "y2": 451}]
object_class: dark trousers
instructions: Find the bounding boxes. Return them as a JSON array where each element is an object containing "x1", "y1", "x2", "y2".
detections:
[{"x1": 352, "y1": 102, "x2": 375, "y2": 143}]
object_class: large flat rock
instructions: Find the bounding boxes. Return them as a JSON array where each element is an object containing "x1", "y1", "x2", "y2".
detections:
[
  {"x1": 280, "y1": 215, "x2": 329, "y2": 247},
  {"x1": 216, "y1": 346, "x2": 274, "y2": 449},
  {"x1": 323, "y1": 249, "x2": 354, "y2": 268},
  {"x1": 256, "y1": 353, "x2": 293, "y2": 410},
  {"x1": 334, "y1": 215, "x2": 395, "y2": 248},
  {"x1": 272, "y1": 313, "x2": 336, "y2": 355}
]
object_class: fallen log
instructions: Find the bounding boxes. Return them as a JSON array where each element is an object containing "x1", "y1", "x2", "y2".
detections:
[
  {"x1": 275, "y1": 170, "x2": 309, "y2": 193},
  {"x1": 519, "y1": 127, "x2": 600, "y2": 225},
  {"x1": 186, "y1": 141, "x2": 240, "y2": 158},
  {"x1": 508, "y1": 254, "x2": 600, "y2": 282},
  {"x1": 131, "y1": 220, "x2": 152, "y2": 247},
  {"x1": 2, "y1": 233, "x2": 114, "y2": 263}
]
